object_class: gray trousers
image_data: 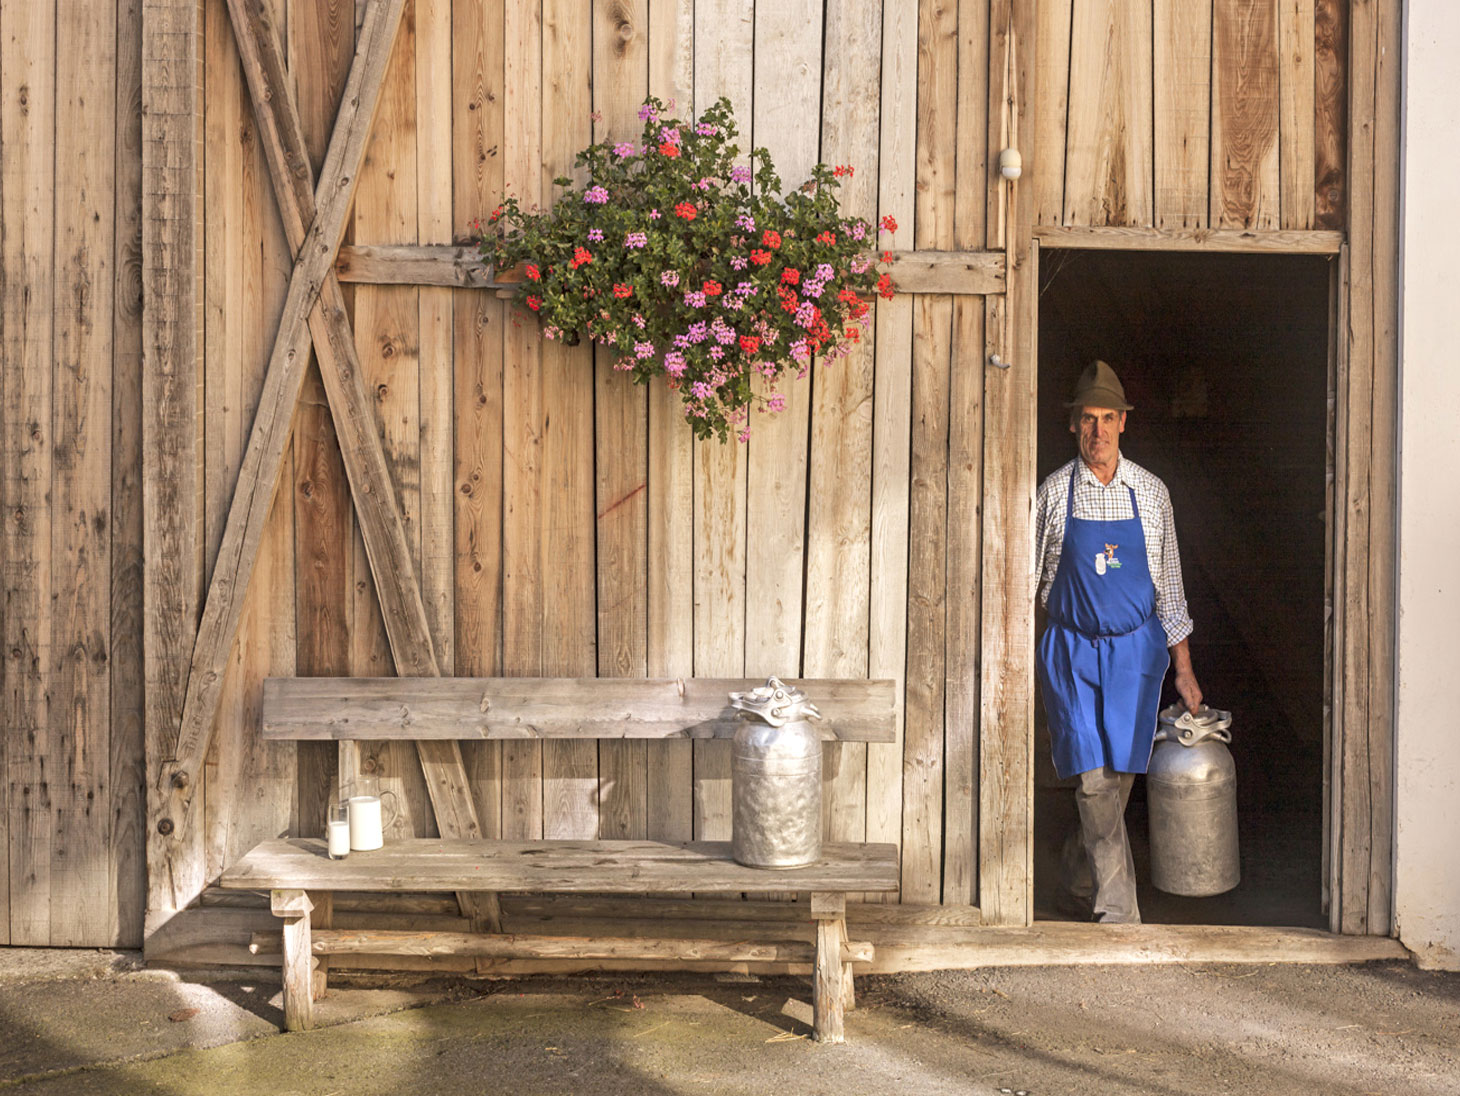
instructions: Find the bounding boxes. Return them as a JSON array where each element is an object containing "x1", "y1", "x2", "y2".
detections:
[{"x1": 1061, "y1": 766, "x2": 1141, "y2": 923}]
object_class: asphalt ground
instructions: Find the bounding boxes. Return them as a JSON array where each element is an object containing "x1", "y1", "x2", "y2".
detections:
[{"x1": 1, "y1": 949, "x2": 1457, "y2": 1095}]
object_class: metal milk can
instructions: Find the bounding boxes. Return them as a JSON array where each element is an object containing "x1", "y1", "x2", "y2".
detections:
[
  {"x1": 1148, "y1": 704, "x2": 1240, "y2": 896},
  {"x1": 729, "y1": 676, "x2": 823, "y2": 869}
]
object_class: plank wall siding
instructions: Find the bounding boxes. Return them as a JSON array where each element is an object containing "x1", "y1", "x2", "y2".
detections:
[{"x1": 1, "y1": 0, "x2": 1396, "y2": 949}]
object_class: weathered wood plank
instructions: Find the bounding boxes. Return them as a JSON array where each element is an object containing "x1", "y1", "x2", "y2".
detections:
[
  {"x1": 417, "y1": 0, "x2": 457, "y2": 676},
  {"x1": 942, "y1": 0, "x2": 989, "y2": 909},
  {"x1": 352, "y1": 0, "x2": 432, "y2": 838},
  {"x1": 1277, "y1": 0, "x2": 1316, "y2": 228},
  {"x1": 1211, "y1": 0, "x2": 1281, "y2": 229},
  {"x1": 202, "y1": 0, "x2": 298, "y2": 891},
  {"x1": 745, "y1": 0, "x2": 817, "y2": 693},
  {"x1": 1153, "y1": 0, "x2": 1213, "y2": 229},
  {"x1": 903, "y1": 296, "x2": 951, "y2": 906},
  {"x1": 593, "y1": 0, "x2": 652, "y2": 843},
  {"x1": 288, "y1": 928, "x2": 872, "y2": 964},
  {"x1": 337, "y1": 244, "x2": 496, "y2": 286},
  {"x1": 334, "y1": 242, "x2": 1006, "y2": 295},
  {"x1": 162, "y1": 0, "x2": 414, "y2": 853},
  {"x1": 3, "y1": 0, "x2": 58, "y2": 944},
  {"x1": 902, "y1": 0, "x2": 956, "y2": 907},
  {"x1": 142, "y1": 0, "x2": 207, "y2": 918},
  {"x1": 810, "y1": 0, "x2": 880, "y2": 872},
  {"x1": 453, "y1": 0, "x2": 507, "y2": 846},
  {"x1": 1313, "y1": 0, "x2": 1345, "y2": 230},
  {"x1": 49, "y1": 0, "x2": 117, "y2": 946},
  {"x1": 1032, "y1": 0, "x2": 1072, "y2": 226},
  {"x1": 980, "y1": 0, "x2": 1037, "y2": 927},
  {"x1": 261, "y1": 677, "x2": 898, "y2": 741},
  {"x1": 288, "y1": 0, "x2": 356, "y2": 846},
  {"x1": 1064, "y1": 0, "x2": 1153, "y2": 226},
  {"x1": 111, "y1": 0, "x2": 149, "y2": 948},
  {"x1": 220, "y1": 838, "x2": 901, "y2": 894},
  {"x1": 1336, "y1": 0, "x2": 1398, "y2": 937},
  {"x1": 645, "y1": 0, "x2": 696, "y2": 851},
  {"x1": 1364, "y1": 0, "x2": 1399, "y2": 940},
  {"x1": 501, "y1": 0, "x2": 547, "y2": 841},
  {"x1": 1032, "y1": 225, "x2": 1343, "y2": 253},
  {"x1": 691, "y1": 0, "x2": 753, "y2": 845},
  {"x1": 540, "y1": 0, "x2": 600, "y2": 843},
  {"x1": 865, "y1": 0, "x2": 918, "y2": 902},
  {"x1": 943, "y1": 297, "x2": 984, "y2": 908}
]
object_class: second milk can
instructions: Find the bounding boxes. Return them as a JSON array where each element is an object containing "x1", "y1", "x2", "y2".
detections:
[
  {"x1": 729, "y1": 677, "x2": 823, "y2": 868},
  {"x1": 1148, "y1": 703, "x2": 1240, "y2": 896}
]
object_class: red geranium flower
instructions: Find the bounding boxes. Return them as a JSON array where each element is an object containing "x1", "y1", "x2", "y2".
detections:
[
  {"x1": 703, "y1": 280, "x2": 723, "y2": 296},
  {"x1": 781, "y1": 268, "x2": 801, "y2": 285},
  {"x1": 749, "y1": 249, "x2": 772, "y2": 266},
  {"x1": 739, "y1": 335, "x2": 762, "y2": 354},
  {"x1": 816, "y1": 231, "x2": 835, "y2": 245},
  {"x1": 880, "y1": 214, "x2": 898, "y2": 234},
  {"x1": 659, "y1": 142, "x2": 680, "y2": 158},
  {"x1": 877, "y1": 272, "x2": 895, "y2": 300},
  {"x1": 761, "y1": 229, "x2": 781, "y2": 249},
  {"x1": 613, "y1": 283, "x2": 634, "y2": 299},
  {"x1": 674, "y1": 202, "x2": 697, "y2": 220},
  {"x1": 526, "y1": 295, "x2": 541, "y2": 311},
  {"x1": 569, "y1": 246, "x2": 594, "y2": 269}
]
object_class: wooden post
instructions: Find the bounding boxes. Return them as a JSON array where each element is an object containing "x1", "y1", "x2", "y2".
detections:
[
  {"x1": 978, "y1": 0, "x2": 1037, "y2": 927},
  {"x1": 810, "y1": 891, "x2": 848, "y2": 1044},
  {"x1": 272, "y1": 889, "x2": 315, "y2": 1031},
  {"x1": 141, "y1": 0, "x2": 205, "y2": 919}
]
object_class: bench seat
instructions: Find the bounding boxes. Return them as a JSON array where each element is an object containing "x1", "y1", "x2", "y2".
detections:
[{"x1": 221, "y1": 837, "x2": 899, "y2": 1042}]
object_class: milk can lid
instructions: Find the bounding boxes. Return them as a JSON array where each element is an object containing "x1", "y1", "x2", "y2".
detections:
[{"x1": 728, "y1": 675, "x2": 822, "y2": 726}]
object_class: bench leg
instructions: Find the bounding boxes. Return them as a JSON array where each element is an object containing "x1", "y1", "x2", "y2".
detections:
[
  {"x1": 811, "y1": 892, "x2": 847, "y2": 1044},
  {"x1": 311, "y1": 892, "x2": 333, "y2": 1000},
  {"x1": 272, "y1": 889, "x2": 315, "y2": 1032}
]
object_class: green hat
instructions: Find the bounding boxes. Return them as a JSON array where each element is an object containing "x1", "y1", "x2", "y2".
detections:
[{"x1": 1065, "y1": 359, "x2": 1133, "y2": 411}]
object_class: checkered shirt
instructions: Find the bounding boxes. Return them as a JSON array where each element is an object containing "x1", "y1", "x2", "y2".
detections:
[{"x1": 1033, "y1": 455, "x2": 1194, "y2": 647}]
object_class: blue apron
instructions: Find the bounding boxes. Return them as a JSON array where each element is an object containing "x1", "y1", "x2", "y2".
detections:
[{"x1": 1036, "y1": 465, "x2": 1170, "y2": 779}]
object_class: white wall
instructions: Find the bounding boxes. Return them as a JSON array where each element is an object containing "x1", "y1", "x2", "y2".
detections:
[{"x1": 1396, "y1": 0, "x2": 1460, "y2": 971}]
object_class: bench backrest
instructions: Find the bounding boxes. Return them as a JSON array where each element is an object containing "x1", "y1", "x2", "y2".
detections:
[{"x1": 261, "y1": 677, "x2": 897, "y2": 743}]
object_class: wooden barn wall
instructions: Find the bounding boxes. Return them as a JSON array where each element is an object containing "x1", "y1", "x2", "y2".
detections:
[
  {"x1": 1, "y1": 0, "x2": 147, "y2": 947},
  {"x1": 172, "y1": 0, "x2": 1000, "y2": 916},
  {"x1": 1035, "y1": 0, "x2": 1347, "y2": 231},
  {"x1": 1, "y1": 0, "x2": 1392, "y2": 947}
]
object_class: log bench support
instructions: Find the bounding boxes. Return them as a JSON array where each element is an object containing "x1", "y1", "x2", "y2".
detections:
[{"x1": 272, "y1": 889, "x2": 318, "y2": 1032}]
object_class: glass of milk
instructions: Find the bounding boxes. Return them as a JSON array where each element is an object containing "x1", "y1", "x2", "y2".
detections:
[{"x1": 326, "y1": 804, "x2": 350, "y2": 859}]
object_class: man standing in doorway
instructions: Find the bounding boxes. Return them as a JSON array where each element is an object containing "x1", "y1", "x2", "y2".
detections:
[{"x1": 1035, "y1": 360, "x2": 1202, "y2": 923}]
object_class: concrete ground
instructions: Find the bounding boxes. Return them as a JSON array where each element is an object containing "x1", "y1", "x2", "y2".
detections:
[{"x1": 2, "y1": 950, "x2": 1458, "y2": 1095}]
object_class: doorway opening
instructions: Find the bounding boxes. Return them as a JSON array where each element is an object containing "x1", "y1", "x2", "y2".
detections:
[{"x1": 1033, "y1": 248, "x2": 1333, "y2": 928}]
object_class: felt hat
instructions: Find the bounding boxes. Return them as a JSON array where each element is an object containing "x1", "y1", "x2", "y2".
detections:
[{"x1": 1065, "y1": 359, "x2": 1133, "y2": 411}]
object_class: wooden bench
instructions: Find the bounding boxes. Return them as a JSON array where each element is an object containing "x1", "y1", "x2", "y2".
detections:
[
  {"x1": 221, "y1": 837, "x2": 897, "y2": 1042},
  {"x1": 232, "y1": 675, "x2": 901, "y2": 1043}
]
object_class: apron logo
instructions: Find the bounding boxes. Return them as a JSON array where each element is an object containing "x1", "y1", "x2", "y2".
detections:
[{"x1": 1095, "y1": 543, "x2": 1122, "y2": 575}]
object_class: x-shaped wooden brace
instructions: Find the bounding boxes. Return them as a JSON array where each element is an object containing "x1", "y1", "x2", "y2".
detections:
[{"x1": 152, "y1": 0, "x2": 497, "y2": 931}]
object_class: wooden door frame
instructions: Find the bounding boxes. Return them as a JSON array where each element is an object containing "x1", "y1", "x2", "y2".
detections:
[{"x1": 1020, "y1": 225, "x2": 1394, "y2": 937}]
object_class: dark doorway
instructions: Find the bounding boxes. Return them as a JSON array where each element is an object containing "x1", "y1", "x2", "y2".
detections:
[{"x1": 1033, "y1": 248, "x2": 1332, "y2": 928}]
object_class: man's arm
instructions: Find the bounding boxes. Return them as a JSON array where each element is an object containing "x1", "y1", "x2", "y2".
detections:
[{"x1": 1170, "y1": 636, "x2": 1202, "y2": 713}]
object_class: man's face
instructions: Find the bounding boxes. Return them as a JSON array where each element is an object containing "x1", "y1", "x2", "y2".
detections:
[{"x1": 1072, "y1": 406, "x2": 1126, "y2": 467}]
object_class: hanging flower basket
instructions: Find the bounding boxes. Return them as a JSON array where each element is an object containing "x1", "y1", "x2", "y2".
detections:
[{"x1": 478, "y1": 96, "x2": 896, "y2": 443}]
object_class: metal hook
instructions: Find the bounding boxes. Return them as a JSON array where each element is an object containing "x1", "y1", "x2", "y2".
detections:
[{"x1": 988, "y1": 353, "x2": 1012, "y2": 370}]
